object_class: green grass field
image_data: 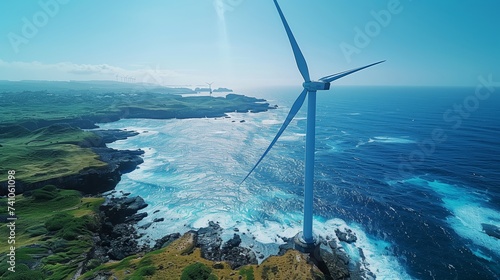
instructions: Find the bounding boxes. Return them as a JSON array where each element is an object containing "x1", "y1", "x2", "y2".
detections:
[
  {"x1": 0, "y1": 186, "x2": 104, "y2": 279},
  {"x1": 0, "y1": 89, "x2": 270, "y2": 127},
  {"x1": 0, "y1": 87, "x2": 270, "y2": 185},
  {"x1": 0, "y1": 124, "x2": 106, "y2": 184},
  {"x1": 0, "y1": 82, "x2": 280, "y2": 279},
  {"x1": 80, "y1": 232, "x2": 324, "y2": 280}
]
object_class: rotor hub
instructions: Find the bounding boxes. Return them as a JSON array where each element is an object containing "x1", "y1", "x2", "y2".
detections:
[{"x1": 303, "y1": 81, "x2": 330, "y2": 91}]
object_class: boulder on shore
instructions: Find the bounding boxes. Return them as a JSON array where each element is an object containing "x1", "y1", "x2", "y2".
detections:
[
  {"x1": 91, "y1": 196, "x2": 149, "y2": 262},
  {"x1": 191, "y1": 221, "x2": 257, "y2": 269}
]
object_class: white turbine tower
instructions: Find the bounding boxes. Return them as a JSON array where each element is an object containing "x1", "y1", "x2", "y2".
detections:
[
  {"x1": 241, "y1": 0, "x2": 384, "y2": 250},
  {"x1": 206, "y1": 82, "x2": 214, "y2": 96}
]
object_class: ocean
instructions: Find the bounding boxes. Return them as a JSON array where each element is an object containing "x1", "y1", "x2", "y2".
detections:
[{"x1": 96, "y1": 86, "x2": 499, "y2": 279}]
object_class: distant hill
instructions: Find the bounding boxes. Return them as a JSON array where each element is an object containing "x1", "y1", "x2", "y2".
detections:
[
  {"x1": 0, "y1": 80, "x2": 194, "y2": 94},
  {"x1": 213, "y1": 87, "x2": 233, "y2": 92}
]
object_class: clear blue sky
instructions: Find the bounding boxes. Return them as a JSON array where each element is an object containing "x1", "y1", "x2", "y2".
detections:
[{"x1": 1, "y1": 0, "x2": 499, "y2": 89}]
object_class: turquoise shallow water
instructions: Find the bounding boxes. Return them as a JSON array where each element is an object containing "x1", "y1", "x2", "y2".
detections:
[{"x1": 97, "y1": 86, "x2": 500, "y2": 279}]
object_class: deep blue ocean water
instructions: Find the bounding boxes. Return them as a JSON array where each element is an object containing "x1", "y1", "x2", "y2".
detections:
[{"x1": 98, "y1": 86, "x2": 499, "y2": 279}]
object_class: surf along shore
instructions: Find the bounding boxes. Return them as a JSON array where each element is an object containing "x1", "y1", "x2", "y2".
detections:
[{"x1": 0, "y1": 83, "x2": 364, "y2": 279}]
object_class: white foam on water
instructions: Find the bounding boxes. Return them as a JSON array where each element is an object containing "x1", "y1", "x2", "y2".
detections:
[
  {"x1": 355, "y1": 140, "x2": 367, "y2": 148},
  {"x1": 192, "y1": 213, "x2": 236, "y2": 229},
  {"x1": 402, "y1": 177, "x2": 500, "y2": 258},
  {"x1": 95, "y1": 112, "x2": 411, "y2": 278},
  {"x1": 371, "y1": 136, "x2": 415, "y2": 144},
  {"x1": 262, "y1": 119, "x2": 283, "y2": 125},
  {"x1": 279, "y1": 133, "x2": 306, "y2": 142},
  {"x1": 323, "y1": 139, "x2": 344, "y2": 153},
  {"x1": 471, "y1": 248, "x2": 494, "y2": 262},
  {"x1": 357, "y1": 136, "x2": 415, "y2": 147},
  {"x1": 314, "y1": 220, "x2": 412, "y2": 279}
]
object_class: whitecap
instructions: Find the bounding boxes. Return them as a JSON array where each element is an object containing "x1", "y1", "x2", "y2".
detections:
[
  {"x1": 95, "y1": 114, "x2": 411, "y2": 277},
  {"x1": 401, "y1": 177, "x2": 500, "y2": 257},
  {"x1": 280, "y1": 133, "x2": 306, "y2": 142},
  {"x1": 371, "y1": 136, "x2": 415, "y2": 144},
  {"x1": 262, "y1": 119, "x2": 283, "y2": 125}
]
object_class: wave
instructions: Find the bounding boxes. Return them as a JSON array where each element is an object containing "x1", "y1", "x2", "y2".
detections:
[
  {"x1": 396, "y1": 177, "x2": 500, "y2": 261},
  {"x1": 92, "y1": 88, "x2": 500, "y2": 279},
  {"x1": 262, "y1": 119, "x2": 283, "y2": 125},
  {"x1": 97, "y1": 116, "x2": 411, "y2": 278},
  {"x1": 279, "y1": 133, "x2": 306, "y2": 142},
  {"x1": 369, "y1": 136, "x2": 415, "y2": 144}
]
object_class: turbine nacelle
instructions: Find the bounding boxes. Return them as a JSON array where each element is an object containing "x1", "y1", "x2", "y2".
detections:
[{"x1": 303, "y1": 81, "x2": 330, "y2": 91}]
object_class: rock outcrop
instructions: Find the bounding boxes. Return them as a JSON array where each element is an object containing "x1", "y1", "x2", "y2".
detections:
[
  {"x1": 91, "y1": 196, "x2": 149, "y2": 262},
  {"x1": 151, "y1": 221, "x2": 258, "y2": 270},
  {"x1": 90, "y1": 129, "x2": 140, "y2": 144},
  {"x1": 220, "y1": 234, "x2": 257, "y2": 269},
  {"x1": 153, "y1": 233, "x2": 182, "y2": 250},
  {"x1": 197, "y1": 221, "x2": 224, "y2": 260},
  {"x1": 335, "y1": 228, "x2": 358, "y2": 243}
]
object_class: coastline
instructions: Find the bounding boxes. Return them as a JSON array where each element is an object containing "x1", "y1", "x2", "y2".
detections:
[
  {"x1": 82, "y1": 119, "x2": 372, "y2": 279},
  {"x1": 0, "y1": 89, "x2": 365, "y2": 279},
  {"x1": 0, "y1": 92, "x2": 275, "y2": 196}
]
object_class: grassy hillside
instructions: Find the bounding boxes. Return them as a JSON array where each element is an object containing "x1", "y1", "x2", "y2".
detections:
[
  {"x1": 0, "y1": 88, "x2": 271, "y2": 186},
  {"x1": 0, "y1": 90, "x2": 271, "y2": 187},
  {"x1": 0, "y1": 80, "x2": 193, "y2": 95},
  {"x1": 0, "y1": 124, "x2": 106, "y2": 184},
  {"x1": 0, "y1": 90, "x2": 271, "y2": 127},
  {"x1": 0, "y1": 186, "x2": 104, "y2": 279},
  {"x1": 81, "y1": 232, "x2": 325, "y2": 280},
  {"x1": 0, "y1": 82, "x2": 284, "y2": 279},
  {"x1": 0, "y1": 187, "x2": 325, "y2": 280}
]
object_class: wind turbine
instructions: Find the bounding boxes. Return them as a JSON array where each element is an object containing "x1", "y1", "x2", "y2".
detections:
[
  {"x1": 241, "y1": 0, "x2": 384, "y2": 247},
  {"x1": 206, "y1": 82, "x2": 214, "y2": 96}
]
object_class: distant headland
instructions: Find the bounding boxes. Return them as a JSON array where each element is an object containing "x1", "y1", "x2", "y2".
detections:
[{"x1": 0, "y1": 80, "x2": 275, "y2": 193}]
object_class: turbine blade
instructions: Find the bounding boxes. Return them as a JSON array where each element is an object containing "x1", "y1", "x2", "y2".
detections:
[
  {"x1": 319, "y1": 60, "x2": 385, "y2": 83},
  {"x1": 273, "y1": 0, "x2": 310, "y2": 82},
  {"x1": 241, "y1": 89, "x2": 308, "y2": 184}
]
